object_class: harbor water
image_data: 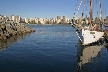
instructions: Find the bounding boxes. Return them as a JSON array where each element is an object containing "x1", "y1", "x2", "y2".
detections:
[{"x1": 0, "y1": 24, "x2": 108, "y2": 72}]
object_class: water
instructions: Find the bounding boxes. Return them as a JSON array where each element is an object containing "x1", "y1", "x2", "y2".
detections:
[{"x1": 0, "y1": 24, "x2": 108, "y2": 72}]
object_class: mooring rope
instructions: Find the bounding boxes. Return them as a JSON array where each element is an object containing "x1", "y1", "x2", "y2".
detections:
[
  {"x1": 75, "y1": 0, "x2": 83, "y2": 17},
  {"x1": 71, "y1": 24, "x2": 83, "y2": 42}
]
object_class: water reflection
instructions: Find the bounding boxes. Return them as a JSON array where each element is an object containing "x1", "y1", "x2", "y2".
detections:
[
  {"x1": 76, "y1": 40, "x2": 103, "y2": 72},
  {"x1": 0, "y1": 33, "x2": 31, "y2": 51}
]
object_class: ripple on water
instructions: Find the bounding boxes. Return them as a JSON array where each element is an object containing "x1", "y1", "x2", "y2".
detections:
[{"x1": 0, "y1": 24, "x2": 107, "y2": 72}]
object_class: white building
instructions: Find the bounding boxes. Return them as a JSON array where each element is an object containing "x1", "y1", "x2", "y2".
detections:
[
  {"x1": 29, "y1": 18, "x2": 34, "y2": 22},
  {"x1": 53, "y1": 18, "x2": 56, "y2": 23},
  {"x1": 15, "y1": 15, "x2": 21, "y2": 23},
  {"x1": 10, "y1": 15, "x2": 21, "y2": 23},
  {"x1": 66, "y1": 18, "x2": 70, "y2": 23},
  {"x1": 38, "y1": 18, "x2": 44, "y2": 24},
  {"x1": 0, "y1": 15, "x2": 2, "y2": 19},
  {"x1": 11, "y1": 15, "x2": 15, "y2": 21},
  {"x1": 56, "y1": 19, "x2": 61, "y2": 24},
  {"x1": 25, "y1": 18, "x2": 29, "y2": 23},
  {"x1": 34, "y1": 17, "x2": 38, "y2": 23},
  {"x1": 3, "y1": 15, "x2": 7, "y2": 18}
]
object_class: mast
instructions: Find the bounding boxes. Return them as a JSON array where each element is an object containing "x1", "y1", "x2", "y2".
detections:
[
  {"x1": 99, "y1": 2, "x2": 103, "y2": 22},
  {"x1": 90, "y1": 0, "x2": 93, "y2": 24}
]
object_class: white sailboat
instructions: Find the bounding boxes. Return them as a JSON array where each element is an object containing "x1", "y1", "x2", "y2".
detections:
[
  {"x1": 81, "y1": 29, "x2": 104, "y2": 45},
  {"x1": 71, "y1": 0, "x2": 104, "y2": 45}
]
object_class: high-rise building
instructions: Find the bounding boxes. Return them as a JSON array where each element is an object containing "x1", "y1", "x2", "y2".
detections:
[
  {"x1": 25, "y1": 18, "x2": 29, "y2": 23},
  {"x1": 34, "y1": 17, "x2": 38, "y2": 23},
  {"x1": 57, "y1": 16, "x2": 62, "y2": 20},
  {"x1": 11, "y1": 15, "x2": 21, "y2": 23},
  {"x1": 63, "y1": 16, "x2": 66, "y2": 19},
  {"x1": 15, "y1": 15, "x2": 21, "y2": 23},
  {"x1": 38, "y1": 18, "x2": 44, "y2": 24},
  {"x1": 3, "y1": 15, "x2": 7, "y2": 18},
  {"x1": 0, "y1": 15, "x2": 2, "y2": 19},
  {"x1": 11, "y1": 15, "x2": 15, "y2": 21},
  {"x1": 63, "y1": 16, "x2": 67, "y2": 22},
  {"x1": 106, "y1": 16, "x2": 108, "y2": 19}
]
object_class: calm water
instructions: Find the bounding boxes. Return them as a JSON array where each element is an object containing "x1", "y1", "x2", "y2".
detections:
[{"x1": 0, "y1": 24, "x2": 108, "y2": 72}]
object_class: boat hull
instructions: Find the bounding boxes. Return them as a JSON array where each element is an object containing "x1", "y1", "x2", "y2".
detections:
[{"x1": 80, "y1": 29, "x2": 104, "y2": 45}]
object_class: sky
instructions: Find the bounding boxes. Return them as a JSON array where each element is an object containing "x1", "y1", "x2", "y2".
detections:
[{"x1": 0, "y1": 0, "x2": 108, "y2": 19}]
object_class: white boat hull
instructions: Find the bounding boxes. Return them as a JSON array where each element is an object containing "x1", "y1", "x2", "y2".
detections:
[{"x1": 80, "y1": 29, "x2": 104, "y2": 45}]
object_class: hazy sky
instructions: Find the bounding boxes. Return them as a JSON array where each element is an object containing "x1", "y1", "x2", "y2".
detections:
[{"x1": 0, "y1": 0, "x2": 108, "y2": 18}]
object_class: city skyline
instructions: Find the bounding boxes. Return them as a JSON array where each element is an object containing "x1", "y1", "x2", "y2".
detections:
[{"x1": 0, "y1": 0, "x2": 108, "y2": 18}]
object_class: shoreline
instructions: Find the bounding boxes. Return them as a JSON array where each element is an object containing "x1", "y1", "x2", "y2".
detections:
[
  {"x1": 24, "y1": 23, "x2": 71, "y2": 25},
  {"x1": 0, "y1": 22, "x2": 36, "y2": 40}
]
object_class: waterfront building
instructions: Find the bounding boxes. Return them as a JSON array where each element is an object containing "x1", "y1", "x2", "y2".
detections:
[
  {"x1": 66, "y1": 18, "x2": 70, "y2": 23},
  {"x1": 15, "y1": 15, "x2": 21, "y2": 23},
  {"x1": 43, "y1": 18, "x2": 47, "y2": 24},
  {"x1": 53, "y1": 18, "x2": 56, "y2": 23},
  {"x1": 25, "y1": 18, "x2": 29, "y2": 23},
  {"x1": 62, "y1": 16, "x2": 68, "y2": 23},
  {"x1": 0, "y1": 15, "x2": 2, "y2": 19},
  {"x1": 24, "y1": 18, "x2": 29, "y2": 23},
  {"x1": 5, "y1": 14, "x2": 74, "y2": 24},
  {"x1": 10, "y1": 15, "x2": 21, "y2": 23},
  {"x1": 51, "y1": 18, "x2": 55, "y2": 23},
  {"x1": 29, "y1": 18, "x2": 33, "y2": 22},
  {"x1": 106, "y1": 16, "x2": 108, "y2": 19},
  {"x1": 49, "y1": 18, "x2": 54, "y2": 24},
  {"x1": 34, "y1": 17, "x2": 38, "y2": 24},
  {"x1": 3, "y1": 15, "x2": 7, "y2": 18},
  {"x1": 56, "y1": 19, "x2": 61, "y2": 24},
  {"x1": 20, "y1": 17, "x2": 23, "y2": 22},
  {"x1": 57, "y1": 16, "x2": 62, "y2": 20},
  {"x1": 38, "y1": 18, "x2": 44, "y2": 24},
  {"x1": 11, "y1": 15, "x2": 15, "y2": 21}
]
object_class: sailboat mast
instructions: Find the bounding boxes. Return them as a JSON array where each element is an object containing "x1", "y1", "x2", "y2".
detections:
[
  {"x1": 99, "y1": 2, "x2": 102, "y2": 22},
  {"x1": 90, "y1": 0, "x2": 93, "y2": 24}
]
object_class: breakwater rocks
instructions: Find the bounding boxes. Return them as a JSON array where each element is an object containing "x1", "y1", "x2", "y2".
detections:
[{"x1": 0, "y1": 23, "x2": 35, "y2": 40}]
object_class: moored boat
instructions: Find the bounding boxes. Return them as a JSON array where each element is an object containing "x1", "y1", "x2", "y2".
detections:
[{"x1": 71, "y1": 0, "x2": 104, "y2": 45}]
